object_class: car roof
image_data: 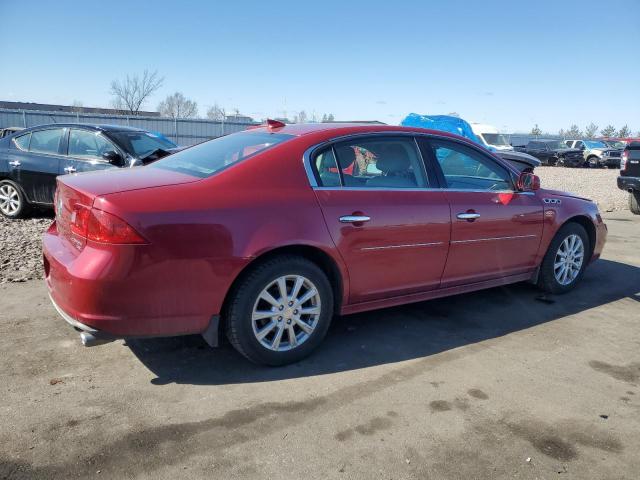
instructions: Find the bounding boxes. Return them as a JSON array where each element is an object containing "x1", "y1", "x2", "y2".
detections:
[
  {"x1": 18, "y1": 123, "x2": 146, "y2": 133},
  {"x1": 246, "y1": 122, "x2": 465, "y2": 138}
]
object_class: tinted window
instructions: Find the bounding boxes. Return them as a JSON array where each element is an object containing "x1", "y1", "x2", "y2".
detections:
[
  {"x1": 326, "y1": 137, "x2": 427, "y2": 188},
  {"x1": 151, "y1": 131, "x2": 293, "y2": 178},
  {"x1": 30, "y1": 129, "x2": 64, "y2": 155},
  {"x1": 12, "y1": 133, "x2": 31, "y2": 151},
  {"x1": 108, "y1": 131, "x2": 176, "y2": 158},
  {"x1": 68, "y1": 129, "x2": 116, "y2": 160},
  {"x1": 431, "y1": 139, "x2": 512, "y2": 191}
]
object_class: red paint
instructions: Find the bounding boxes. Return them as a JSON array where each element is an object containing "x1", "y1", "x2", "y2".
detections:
[{"x1": 43, "y1": 123, "x2": 607, "y2": 339}]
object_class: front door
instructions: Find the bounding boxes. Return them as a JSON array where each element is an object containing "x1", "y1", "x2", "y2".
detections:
[
  {"x1": 311, "y1": 136, "x2": 451, "y2": 304},
  {"x1": 61, "y1": 128, "x2": 120, "y2": 175},
  {"x1": 421, "y1": 138, "x2": 544, "y2": 287}
]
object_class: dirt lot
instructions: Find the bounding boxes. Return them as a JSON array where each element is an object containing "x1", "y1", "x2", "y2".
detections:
[{"x1": 0, "y1": 211, "x2": 639, "y2": 480}]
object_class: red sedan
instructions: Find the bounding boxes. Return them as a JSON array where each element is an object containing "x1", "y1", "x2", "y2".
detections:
[{"x1": 43, "y1": 122, "x2": 607, "y2": 365}]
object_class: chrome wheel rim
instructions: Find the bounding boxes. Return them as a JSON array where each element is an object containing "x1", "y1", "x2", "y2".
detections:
[
  {"x1": 554, "y1": 234, "x2": 584, "y2": 286},
  {"x1": 0, "y1": 184, "x2": 20, "y2": 216},
  {"x1": 252, "y1": 275, "x2": 321, "y2": 352}
]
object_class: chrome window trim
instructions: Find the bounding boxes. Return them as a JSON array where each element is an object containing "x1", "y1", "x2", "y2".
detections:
[{"x1": 302, "y1": 131, "x2": 522, "y2": 192}]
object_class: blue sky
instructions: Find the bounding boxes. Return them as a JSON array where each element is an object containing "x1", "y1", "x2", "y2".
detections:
[{"x1": 1, "y1": 0, "x2": 638, "y2": 133}]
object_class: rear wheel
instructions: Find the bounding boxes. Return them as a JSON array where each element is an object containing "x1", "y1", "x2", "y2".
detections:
[
  {"x1": 538, "y1": 223, "x2": 590, "y2": 294},
  {"x1": 225, "y1": 256, "x2": 333, "y2": 365},
  {"x1": 630, "y1": 191, "x2": 640, "y2": 215},
  {"x1": 0, "y1": 180, "x2": 28, "y2": 219}
]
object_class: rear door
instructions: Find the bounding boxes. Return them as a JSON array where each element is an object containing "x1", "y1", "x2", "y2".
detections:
[
  {"x1": 62, "y1": 128, "x2": 120, "y2": 175},
  {"x1": 8, "y1": 128, "x2": 65, "y2": 204},
  {"x1": 420, "y1": 137, "x2": 543, "y2": 287},
  {"x1": 310, "y1": 135, "x2": 451, "y2": 304}
]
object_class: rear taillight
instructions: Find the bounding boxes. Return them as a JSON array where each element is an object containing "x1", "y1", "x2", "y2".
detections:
[
  {"x1": 620, "y1": 151, "x2": 628, "y2": 171},
  {"x1": 68, "y1": 204, "x2": 146, "y2": 245}
]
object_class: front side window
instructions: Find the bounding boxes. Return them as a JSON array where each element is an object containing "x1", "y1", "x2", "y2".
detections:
[
  {"x1": 152, "y1": 131, "x2": 293, "y2": 178},
  {"x1": 68, "y1": 129, "x2": 117, "y2": 160},
  {"x1": 314, "y1": 137, "x2": 428, "y2": 188},
  {"x1": 430, "y1": 139, "x2": 512, "y2": 191},
  {"x1": 29, "y1": 129, "x2": 64, "y2": 155},
  {"x1": 12, "y1": 133, "x2": 31, "y2": 151}
]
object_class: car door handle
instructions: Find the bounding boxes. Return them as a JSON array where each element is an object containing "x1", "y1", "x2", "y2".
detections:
[
  {"x1": 64, "y1": 166, "x2": 77, "y2": 174},
  {"x1": 457, "y1": 212, "x2": 481, "y2": 221},
  {"x1": 339, "y1": 215, "x2": 371, "y2": 224},
  {"x1": 9, "y1": 160, "x2": 21, "y2": 167}
]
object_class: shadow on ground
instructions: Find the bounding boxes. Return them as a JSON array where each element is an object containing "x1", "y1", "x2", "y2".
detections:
[{"x1": 127, "y1": 258, "x2": 640, "y2": 386}]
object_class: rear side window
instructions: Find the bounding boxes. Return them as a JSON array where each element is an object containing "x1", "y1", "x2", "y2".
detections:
[
  {"x1": 151, "y1": 131, "x2": 293, "y2": 178},
  {"x1": 313, "y1": 137, "x2": 428, "y2": 188},
  {"x1": 30, "y1": 129, "x2": 64, "y2": 155},
  {"x1": 12, "y1": 133, "x2": 31, "y2": 151}
]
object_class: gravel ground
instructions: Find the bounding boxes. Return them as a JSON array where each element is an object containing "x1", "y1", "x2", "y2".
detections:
[
  {"x1": 536, "y1": 166, "x2": 627, "y2": 212},
  {"x1": 0, "y1": 167, "x2": 630, "y2": 284}
]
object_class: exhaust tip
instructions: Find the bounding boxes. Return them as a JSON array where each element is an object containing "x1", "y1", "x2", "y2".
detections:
[{"x1": 80, "y1": 331, "x2": 114, "y2": 347}]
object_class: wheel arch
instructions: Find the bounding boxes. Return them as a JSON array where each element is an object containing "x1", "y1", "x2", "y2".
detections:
[
  {"x1": 220, "y1": 244, "x2": 346, "y2": 321},
  {"x1": 561, "y1": 214, "x2": 596, "y2": 260}
]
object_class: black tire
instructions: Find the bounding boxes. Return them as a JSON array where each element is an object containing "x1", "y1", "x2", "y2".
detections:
[
  {"x1": 538, "y1": 223, "x2": 590, "y2": 294},
  {"x1": 0, "y1": 179, "x2": 29, "y2": 219},
  {"x1": 630, "y1": 191, "x2": 640, "y2": 215},
  {"x1": 225, "y1": 255, "x2": 334, "y2": 366}
]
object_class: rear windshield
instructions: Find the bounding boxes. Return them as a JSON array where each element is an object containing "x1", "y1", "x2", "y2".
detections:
[{"x1": 150, "y1": 131, "x2": 293, "y2": 178}]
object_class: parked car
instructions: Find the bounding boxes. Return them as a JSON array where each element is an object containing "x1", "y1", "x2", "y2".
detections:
[
  {"x1": 43, "y1": 122, "x2": 607, "y2": 365},
  {"x1": 564, "y1": 139, "x2": 621, "y2": 168},
  {"x1": 0, "y1": 127, "x2": 24, "y2": 138},
  {"x1": 470, "y1": 123, "x2": 514, "y2": 151},
  {"x1": 0, "y1": 124, "x2": 179, "y2": 218},
  {"x1": 601, "y1": 139, "x2": 628, "y2": 149},
  {"x1": 617, "y1": 142, "x2": 640, "y2": 214},
  {"x1": 515, "y1": 140, "x2": 584, "y2": 167}
]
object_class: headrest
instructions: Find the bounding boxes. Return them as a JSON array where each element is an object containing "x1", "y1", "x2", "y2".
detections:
[{"x1": 376, "y1": 144, "x2": 410, "y2": 173}]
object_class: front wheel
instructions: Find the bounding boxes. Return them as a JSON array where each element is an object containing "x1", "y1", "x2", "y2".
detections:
[
  {"x1": 538, "y1": 223, "x2": 590, "y2": 294},
  {"x1": 0, "y1": 180, "x2": 28, "y2": 219},
  {"x1": 630, "y1": 191, "x2": 640, "y2": 215},
  {"x1": 225, "y1": 256, "x2": 334, "y2": 365}
]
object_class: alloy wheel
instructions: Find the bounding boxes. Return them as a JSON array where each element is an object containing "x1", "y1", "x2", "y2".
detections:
[
  {"x1": 0, "y1": 184, "x2": 20, "y2": 216},
  {"x1": 251, "y1": 275, "x2": 321, "y2": 351},
  {"x1": 553, "y1": 234, "x2": 584, "y2": 286}
]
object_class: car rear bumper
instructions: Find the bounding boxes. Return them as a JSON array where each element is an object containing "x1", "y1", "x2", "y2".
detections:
[
  {"x1": 43, "y1": 222, "x2": 242, "y2": 338},
  {"x1": 617, "y1": 175, "x2": 640, "y2": 192}
]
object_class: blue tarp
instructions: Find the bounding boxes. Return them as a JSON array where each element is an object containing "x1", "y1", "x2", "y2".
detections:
[{"x1": 399, "y1": 113, "x2": 486, "y2": 148}]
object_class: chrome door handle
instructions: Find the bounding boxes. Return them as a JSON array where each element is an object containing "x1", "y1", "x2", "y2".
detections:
[
  {"x1": 9, "y1": 160, "x2": 21, "y2": 167},
  {"x1": 64, "y1": 166, "x2": 77, "y2": 174},
  {"x1": 339, "y1": 215, "x2": 371, "y2": 223},
  {"x1": 457, "y1": 212, "x2": 481, "y2": 220}
]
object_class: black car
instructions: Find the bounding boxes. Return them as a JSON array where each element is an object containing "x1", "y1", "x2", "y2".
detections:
[
  {"x1": 0, "y1": 124, "x2": 179, "y2": 218},
  {"x1": 515, "y1": 140, "x2": 584, "y2": 167},
  {"x1": 617, "y1": 142, "x2": 640, "y2": 214}
]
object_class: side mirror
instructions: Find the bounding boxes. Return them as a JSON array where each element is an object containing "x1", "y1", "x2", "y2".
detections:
[
  {"x1": 517, "y1": 172, "x2": 540, "y2": 192},
  {"x1": 102, "y1": 150, "x2": 123, "y2": 165}
]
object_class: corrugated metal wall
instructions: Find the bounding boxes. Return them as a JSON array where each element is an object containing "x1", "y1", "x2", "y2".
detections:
[{"x1": 0, "y1": 108, "x2": 254, "y2": 146}]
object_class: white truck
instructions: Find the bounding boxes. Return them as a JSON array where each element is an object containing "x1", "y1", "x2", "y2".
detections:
[{"x1": 471, "y1": 123, "x2": 513, "y2": 151}]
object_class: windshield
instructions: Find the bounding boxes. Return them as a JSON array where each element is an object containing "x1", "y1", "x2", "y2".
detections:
[
  {"x1": 108, "y1": 131, "x2": 177, "y2": 157},
  {"x1": 151, "y1": 131, "x2": 293, "y2": 178},
  {"x1": 481, "y1": 133, "x2": 510, "y2": 146},
  {"x1": 584, "y1": 140, "x2": 607, "y2": 149},
  {"x1": 605, "y1": 140, "x2": 626, "y2": 149},
  {"x1": 545, "y1": 141, "x2": 568, "y2": 149}
]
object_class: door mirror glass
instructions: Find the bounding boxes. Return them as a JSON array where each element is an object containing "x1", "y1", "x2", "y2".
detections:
[
  {"x1": 517, "y1": 172, "x2": 540, "y2": 191},
  {"x1": 102, "y1": 150, "x2": 123, "y2": 165}
]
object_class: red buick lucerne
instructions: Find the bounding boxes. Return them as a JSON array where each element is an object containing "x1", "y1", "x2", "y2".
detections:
[{"x1": 43, "y1": 121, "x2": 607, "y2": 365}]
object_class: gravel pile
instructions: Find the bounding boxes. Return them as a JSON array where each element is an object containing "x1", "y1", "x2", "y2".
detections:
[
  {"x1": 536, "y1": 166, "x2": 627, "y2": 212},
  {"x1": 0, "y1": 214, "x2": 52, "y2": 284},
  {"x1": 0, "y1": 167, "x2": 629, "y2": 283}
]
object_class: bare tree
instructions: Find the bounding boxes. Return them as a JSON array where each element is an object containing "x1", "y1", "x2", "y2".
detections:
[
  {"x1": 558, "y1": 128, "x2": 566, "y2": 139},
  {"x1": 601, "y1": 125, "x2": 616, "y2": 137},
  {"x1": 617, "y1": 125, "x2": 631, "y2": 137},
  {"x1": 158, "y1": 92, "x2": 198, "y2": 119},
  {"x1": 71, "y1": 100, "x2": 84, "y2": 113},
  {"x1": 566, "y1": 124, "x2": 582, "y2": 138},
  {"x1": 294, "y1": 110, "x2": 308, "y2": 123},
  {"x1": 584, "y1": 122, "x2": 599, "y2": 139},
  {"x1": 110, "y1": 70, "x2": 164, "y2": 115},
  {"x1": 206, "y1": 103, "x2": 226, "y2": 121},
  {"x1": 530, "y1": 124, "x2": 542, "y2": 136}
]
